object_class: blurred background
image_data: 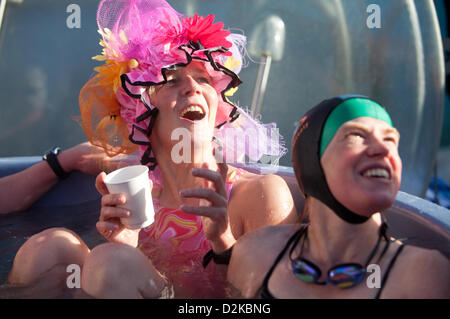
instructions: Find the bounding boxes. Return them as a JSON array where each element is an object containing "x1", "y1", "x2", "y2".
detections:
[{"x1": 0, "y1": 0, "x2": 449, "y2": 203}]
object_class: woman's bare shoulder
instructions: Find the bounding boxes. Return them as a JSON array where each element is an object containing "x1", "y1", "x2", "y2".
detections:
[
  {"x1": 235, "y1": 223, "x2": 300, "y2": 252},
  {"x1": 227, "y1": 168, "x2": 298, "y2": 213},
  {"x1": 231, "y1": 225, "x2": 298, "y2": 270},
  {"x1": 228, "y1": 167, "x2": 289, "y2": 190},
  {"x1": 228, "y1": 224, "x2": 301, "y2": 297},
  {"x1": 230, "y1": 172, "x2": 293, "y2": 210},
  {"x1": 400, "y1": 244, "x2": 449, "y2": 270},
  {"x1": 384, "y1": 242, "x2": 450, "y2": 298}
]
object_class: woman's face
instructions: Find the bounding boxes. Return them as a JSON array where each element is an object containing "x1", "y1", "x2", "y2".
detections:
[
  {"x1": 320, "y1": 117, "x2": 402, "y2": 216},
  {"x1": 149, "y1": 61, "x2": 219, "y2": 149}
]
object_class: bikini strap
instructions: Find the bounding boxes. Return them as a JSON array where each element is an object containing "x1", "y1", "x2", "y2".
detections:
[
  {"x1": 375, "y1": 238, "x2": 391, "y2": 264},
  {"x1": 374, "y1": 243, "x2": 405, "y2": 299},
  {"x1": 261, "y1": 225, "x2": 307, "y2": 289},
  {"x1": 363, "y1": 222, "x2": 387, "y2": 266}
]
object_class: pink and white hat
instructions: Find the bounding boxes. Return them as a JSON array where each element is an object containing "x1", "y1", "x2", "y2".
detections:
[{"x1": 79, "y1": 0, "x2": 285, "y2": 173}]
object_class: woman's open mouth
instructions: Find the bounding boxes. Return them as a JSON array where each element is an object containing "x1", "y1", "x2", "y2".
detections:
[
  {"x1": 179, "y1": 105, "x2": 206, "y2": 122},
  {"x1": 360, "y1": 167, "x2": 391, "y2": 180}
]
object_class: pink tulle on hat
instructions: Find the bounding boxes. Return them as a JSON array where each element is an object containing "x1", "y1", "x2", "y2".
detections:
[{"x1": 79, "y1": 0, "x2": 286, "y2": 175}]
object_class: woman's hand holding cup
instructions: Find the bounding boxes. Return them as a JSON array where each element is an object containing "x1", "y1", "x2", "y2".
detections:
[{"x1": 95, "y1": 168, "x2": 153, "y2": 247}]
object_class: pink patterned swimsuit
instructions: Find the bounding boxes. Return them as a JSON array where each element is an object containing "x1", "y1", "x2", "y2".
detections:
[{"x1": 138, "y1": 168, "x2": 246, "y2": 298}]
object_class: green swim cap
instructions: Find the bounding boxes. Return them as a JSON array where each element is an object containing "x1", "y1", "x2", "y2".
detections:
[{"x1": 319, "y1": 98, "x2": 393, "y2": 157}]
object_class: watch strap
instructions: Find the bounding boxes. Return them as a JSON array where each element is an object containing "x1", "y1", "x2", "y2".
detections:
[
  {"x1": 202, "y1": 246, "x2": 234, "y2": 268},
  {"x1": 43, "y1": 148, "x2": 70, "y2": 180}
]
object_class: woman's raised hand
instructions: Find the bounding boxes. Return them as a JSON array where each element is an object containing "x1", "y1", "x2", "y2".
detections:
[
  {"x1": 180, "y1": 162, "x2": 235, "y2": 252},
  {"x1": 94, "y1": 172, "x2": 143, "y2": 247}
]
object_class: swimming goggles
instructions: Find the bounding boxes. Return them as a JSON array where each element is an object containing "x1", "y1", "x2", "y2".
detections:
[{"x1": 289, "y1": 223, "x2": 388, "y2": 289}]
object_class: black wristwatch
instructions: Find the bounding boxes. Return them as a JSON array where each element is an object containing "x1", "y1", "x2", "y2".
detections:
[
  {"x1": 202, "y1": 246, "x2": 234, "y2": 268},
  {"x1": 42, "y1": 147, "x2": 70, "y2": 180}
]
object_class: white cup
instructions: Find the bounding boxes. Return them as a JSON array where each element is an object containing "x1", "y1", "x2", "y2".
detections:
[{"x1": 103, "y1": 165, "x2": 154, "y2": 229}]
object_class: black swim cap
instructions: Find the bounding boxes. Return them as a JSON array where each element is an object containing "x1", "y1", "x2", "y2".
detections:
[{"x1": 291, "y1": 95, "x2": 392, "y2": 224}]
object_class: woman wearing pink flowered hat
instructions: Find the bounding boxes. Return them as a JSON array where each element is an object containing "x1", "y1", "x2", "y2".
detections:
[{"x1": 7, "y1": 0, "x2": 298, "y2": 298}]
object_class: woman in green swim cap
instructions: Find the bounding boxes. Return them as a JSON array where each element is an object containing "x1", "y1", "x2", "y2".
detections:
[{"x1": 227, "y1": 95, "x2": 450, "y2": 299}]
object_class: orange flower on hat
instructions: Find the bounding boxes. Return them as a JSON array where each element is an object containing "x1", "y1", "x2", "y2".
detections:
[{"x1": 93, "y1": 58, "x2": 139, "y2": 93}]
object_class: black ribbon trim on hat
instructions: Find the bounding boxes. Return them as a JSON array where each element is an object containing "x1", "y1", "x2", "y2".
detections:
[{"x1": 120, "y1": 41, "x2": 242, "y2": 168}]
